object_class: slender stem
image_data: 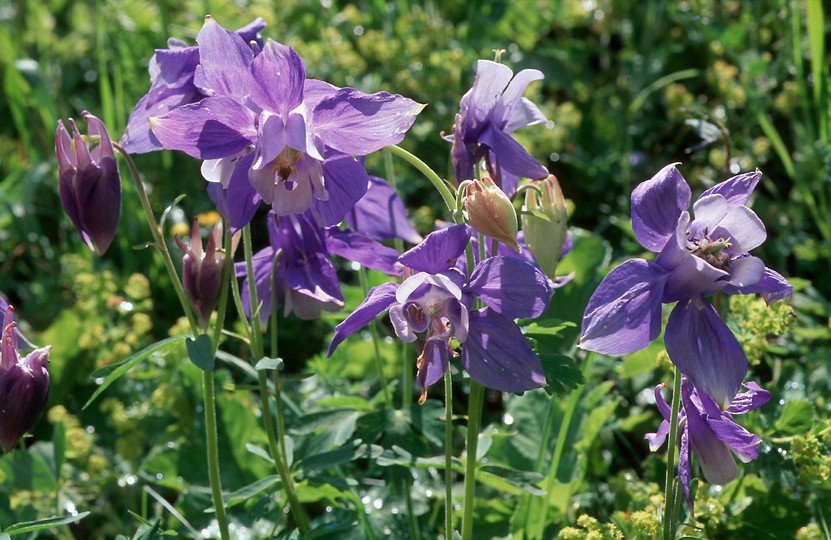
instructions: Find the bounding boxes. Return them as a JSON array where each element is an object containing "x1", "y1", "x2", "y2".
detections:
[
  {"x1": 358, "y1": 266, "x2": 392, "y2": 403},
  {"x1": 387, "y1": 144, "x2": 457, "y2": 214},
  {"x1": 444, "y1": 369, "x2": 454, "y2": 538},
  {"x1": 114, "y1": 144, "x2": 228, "y2": 539},
  {"x1": 460, "y1": 379, "x2": 485, "y2": 540},
  {"x1": 663, "y1": 368, "x2": 683, "y2": 540}
]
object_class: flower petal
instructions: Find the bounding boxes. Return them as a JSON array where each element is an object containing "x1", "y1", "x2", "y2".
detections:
[
  {"x1": 700, "y1": 169, "x2": 761, "y2": 207},
  {"x1": 224, "y1": 152, "x2": 262, "y2": 232},
  {"x1": 325, "y1": 229, "x2": 402, "y2": 275},
  {"x1": 346, "y1": 175, "x2": 422, "y2": 244},
  {"x1": 683, "y1": 382, "x2": 738, "y2": 485},
  {"x1": 723, "y1": 267, "x2": 793, "y2": 304},
  {"x1": 631, "y1": 164, "x2": 691, "y2": 252},
  {"x1": 417, "y1": 339, "x2": 450, "y2": 389},
  {"x1": 328, "y1": 282, "x2": 399, "y2": 355},
  {"x1": 312, "y1": 153, "x2": 370, "y2": 226},
  {"x1": 193, "y1": 16, "x2": 255, "y2": 98},
  {"x1": 399, "y1": 224, "x2": 470, "y2": 274},
  {"x1": 478, "y1": 123, "x2": 549, "y2": 180},
  {"x1": 726, "y1": 381, "x2": 771, "y2": 414},
  {"x1": 250, "y1": 41, "x2": 305, "y2": 115},
  {"x1": 462, "y1": 308, "x2": 546, "y2": 392},
  {"x1": 466, "y1": 256, "x2": 552, "y2": 318},
  {"x1": 149, "y1": 97, "x2": 257, "y2": 159},
  {"x1": 314, "y1": 88, "x2": 424, "y2": 155},
  {"x1": 579, "y1": 259, "x2": 668, "y2": 355},
  {"x1": 715, "y1": 205, "x2": 766, "y2": 253},
  {"x1": 705, "y1": 415, "x2": 763, "y2": 463},
  {"x1": 664, "y1": 298, "x2": 747, "y2": 408}
]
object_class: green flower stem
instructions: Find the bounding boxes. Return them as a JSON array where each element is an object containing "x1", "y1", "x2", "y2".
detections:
[
  {"x1": 663, "y1": 367, "x2": 683, "y2": 540},
  {"x1": 240, "y1": 226, "x2": 310, "y2": 534},
  {"x1": 357, "y1": 265, "x2": 392, "y2": 403},
  {"x1": 387, "y1": 144, "x2": 457, "y2": 214},
  {"x1": 460, "y1": 379, "x2": 485, "y2": 540},
  {"x1": 444, "y1": 369, "x2": 454, "y2": 538},
  {"x1": 114, "y1": 144, "x2": 229, "y2": 540}
]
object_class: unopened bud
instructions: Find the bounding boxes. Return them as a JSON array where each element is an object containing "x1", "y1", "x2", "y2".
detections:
[
  {"x1": 522, "y1": 174, "x2": 567, "y2": 278},
  {"x1": 0, "y1": 307, "x2": 50, "y2": 452},
  {"x1": 176, "y1": 220, "x2": 226, "y2": 326},
  {"x1": 464, "y1": 177, "x2": 519, "y2": 252}
]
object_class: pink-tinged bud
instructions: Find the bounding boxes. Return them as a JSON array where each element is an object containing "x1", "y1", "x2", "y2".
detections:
[
  {"x1": 56, "y1": 111, "x2": 122, "y2": 255},
  {"x1": 464, "y1": 177, "x2": 519, "y2": 251},
  {"x1": 0, "y1": 307, "x2": 50, "y2": 452},
  {"x1": 176, "y1": 220, "x2": 226, "y2": 326},
  {"x1": 522, "y1": 174, "x2": 567, "y2": 278}
]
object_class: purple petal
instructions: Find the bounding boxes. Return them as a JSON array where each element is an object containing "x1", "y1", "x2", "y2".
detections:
[
  {"x1": 726, "y1": 381, "x2": 771, "y2": 414},
  {"x1": 0, "y1": 300, "x2": 34, "y2": 350},
  {"x1": 466, "y1": 256, "x2": 552, "y2": 318},
  {"x1": 631, "y1": 164, "x2": 691, "y2": 252},
  {"x1": 328, "y1": 282, "x2": 399, "y2": 355},
  {"x1": 303, "y1": 79, "x2": 339, "y2": 110},
  {"x1": 714, "y1": 205, "x2": 766, "y2": 253},
  {"x1": 346, "y1": 175, "x2": 422, "y2": 244},
  {"x1": 250, "y1": 41, "x2": 305, "y2": 115},
  {"x1": 493, "y1": 67, "x2": 544, "y2": 128},
  {"x1": 225, "y1": 152, "x2": 262, "y2": 231},
  {"x1": 683, "y1": 382, "x2": 738, "y2": 485},
  {"x1": 121, "y1": 84, "x2": 203, "y2": 153},
  {"x1": 723, "y1": 267, "x2": 793, "y2": 304},
  {"x1": 193, "y1": 16, "x2": 255, "y2": 98},
  {"x1": 579, "y1": 259, "x2": 668, "y2": 355},
  {"x1": 678, "y1": 423, "x2": 693, "y2": 512},
  {"x1": 417, "y1": 339, "x2": 450, "y2": 389},
  {"x1": 462, "y1": 308, "x2": 546, "y2": 392},
  {"x1": 664, "y1": 298, "x2": 747, "y2": 408},
  {"x1": 149, "y1": 97, "x2": 256, "y2": 159},
  {"x1": 399, "y1": 224, "x2": 470, "y2": 274},
  {"x1": 705, "y1": 415, "x2": 763, "y2": 463},
  {"x1": 645, "y1": 418, "x2": 671, "y2": 452},
  {"x1": 478, "y1": 123, "x2": 549, "y2": 180},
  {"x1": 464, "y1": 60, "x2": 514, "y2": 123},
  {"x1": 325, "y1": 229, "x2": 402, "y2": 275},
  {"x1": 725, "y1": 256, "x2": 765, "y2": 289},
  {"x1": 312, "y1": 153, "x2": 370, "y2": 226},
  {"x1": 314, "y1": 88, "x2": 424, "y2": 155},
  {"x1": 700, "y1": 169, "x2": 761, "y2": 207},
  {"x1": 503, "y1": 96, "x2": 547, "y2": 134}
]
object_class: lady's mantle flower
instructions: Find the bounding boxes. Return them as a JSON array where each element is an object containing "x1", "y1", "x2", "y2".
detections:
[
  {"x1": 579, "y1": 164, "x2": 792, "y2": 406},
  {"x1": 646, "y1": 377, "x2": 769, "y2": 512},
  {"x1": 0, "y1": 307, "x2": 50, "y2": 452},
  {"x1": 238, "y1": 211, "x2": 401, "y2": 322},
  {"x1": 449, "y1": 59, "x2": 549, "y2": 195},
  {"x1": 328, "y1": 224, "x2": 551, "y2": 401},
  {"x1": 56, "y1": 111, "x2": 122, "y2": 255},
  {"x1": 149, "y1": 17, "x2": 423, "y2": 230}
]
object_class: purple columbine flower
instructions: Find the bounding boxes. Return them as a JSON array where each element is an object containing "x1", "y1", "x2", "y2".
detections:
[
  {"x1": 448, "y1": 59, "x2": 549, "y2": 195},
  {"x1": 148, "y1": 16, "x2": 423, "y2": 230},
  {"x1": 0, "y1": 307, "x2": 51, "y2": 452},
  {"x1": 345, "y1": 175, "x2": 422, "y2": 244},
  {"x1": 646, "y1": 377, "x2": 770, "y2": 513},
  {"x1": 238, "y1": 211, "x2": 401, "y2": 322},
  {"x1": 328, "y1": 224, "x2": 551, "y2": 402},
  {"x1": 56, "y1": 111, "x2": 122, "y2": 255},
  {"x1": 579, "y1": 164, "x2": 792, "y2": 407},
  {"x1": 120, "y1": 18, "x2": 266, "y2": 154}
]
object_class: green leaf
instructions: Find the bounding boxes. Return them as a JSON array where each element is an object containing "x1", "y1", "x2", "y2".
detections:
[
  {"x1": 295, "y1": 440, "x2": 383, "y2": 473},
  {"x1": 53, "y1": 421, "x2": 66, "y2": 480},
  {"x1": 774, "y1": 399, "x2": 814, "y2": 435},
  {"x1": 222, "y1": 475, "x2": 281, "y2": 509},
  {"x1": 186, "y1": 334, "x2": 215, "y2": 371},
  {"x1": 255, "y1": 357, "x2": 284, "y2": 371},
  {"x1": 532, "y1": 348, "x2": 584, "y2": 395},
  {"x1": 84, "y1": 336, "x2": 187, "y2": 409},
  {"x1": 4, "y1": 512, "x2": 91, "y2": 534},
  {"x1": 478, "y1": 465, "x2": 545, "y2": 496}
]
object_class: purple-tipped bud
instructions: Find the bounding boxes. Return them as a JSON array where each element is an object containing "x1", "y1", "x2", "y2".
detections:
[
  {"x1": 522, "y1": 174, "x2": 568, "y2": 278},
  {"x1": 56, "y1": 111, "x2": 122, "y2": 255},
  {"x1": 464, "y1": 177, "x2": 519, "y2": 252},
  {"x1": 176, "y1": 220, "x2": 226, "y2": 326},
  {"x1": 0, "y1": 307, "x2": 50, "y2": 452}
]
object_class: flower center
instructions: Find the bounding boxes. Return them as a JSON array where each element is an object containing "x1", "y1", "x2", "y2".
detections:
[
  {"x1": 689, "y1": 230, "x2": 732, "y2": 270},
  {"x1": 271, "y1": 148, "x2": 302, "y2": 183}
]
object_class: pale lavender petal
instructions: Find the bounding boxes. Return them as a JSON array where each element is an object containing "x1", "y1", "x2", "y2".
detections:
[
  {"x1": 579, "y1": 259, "x2": 668, "y2": 355},
  {"x1": 466, "y1": 256, "x2": 552, "y2": 318},
  {"x1": 303, "y1": 79, "x2": 339, "y2": 111},
  {"x1": 715, "y1": 205, "x2": 766, "y2": 253},
  {"x1": 389, "y1": 304, "x2": 419, "y2": 343},
  {"x1": 631, "y1": 164, "x2": 691, "y2": 252},
  {"x1": 328, "y1": 282, "x2": 399, "y2": 355},
  {"x1": 121, "y1": 84, "x2": 203, "y2": 154},
  {"x1": 314, "y1": 88, "x2": 424, "y2": 156},
  {"x1": 399, "y1": 224, "x2": 470, "y2": 274},
  {"x1": 478, "y1": 123, "x2": 549, "y2": 180},
  {"x1": 684, "y1": 383, "x2": 738, "y2": 485},
  {"x1": 503, "y1": 97, "x2": 547, "y2": 134},
  {"x1": 726, "y1": 256, "x2": 765, "y2": 289},
  {"x1": 149, "y1": 97, "x2": 257, "y2": 159},
  {"x1": 325, "y1": 229, "x2": 402, "y2": 275},
  {"x1": 250, "y1": 41, "x2": 305, "y2": 115},
  {"x1": 396, "y1": 272, "x2": 463, "y2": 304},
  {"x1": 418, "y1": 339, "x2": 450, "y2": 389},
  {"x1": 224, "y1": 153, "x2": 261, "y2": 231},
  {"x1": 494, "y1": 69, "x2": 544, "y2": 128},
  {"x1": 252, "y1": 113, "x2": 286, "y2": 170},
  {"x1": 700, "y1": 169, "x2": 761, "y2": 207},
  {"x1": 194, "y1": 17, "x2": 255, "y2": 98},
  {"x1": 664, "y1": 298, "x2": 747, "y2": 408},
  {"x1": 690, "y1": 194, "x2": 728, "y2": 236},
  {"x1": 313, "y1": 153, "x2": 369, "y2": 226},
  {"x1": 463, "y1": 308, "x2": 546, "y2": 392},
  {"x1": 465, "y1": 60, "x2": 513, "y2": 122},
  {"x1": 726, "y1": 381, "x2": 771, "y2": 414},
  {"x1": 724, "y1": 267, "x2": 793, "y2": 304},
  {"x1": 645, "y1": 418, "x2": 670, "y2": 452},
  {"x1": 346, "y1": 176, "x2": 422, "y2": 244}
]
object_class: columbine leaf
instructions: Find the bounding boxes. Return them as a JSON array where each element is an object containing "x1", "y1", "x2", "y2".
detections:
[{"x1": 185, "y1": 334, "x2": 214, "y2": 371}]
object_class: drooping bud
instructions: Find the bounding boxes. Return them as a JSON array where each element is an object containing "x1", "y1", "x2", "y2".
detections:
[
  {"x1": 56, "y1": 111, "x2": 122, "y2": 255},
  {"x1": 522, "y1": 174, "x2": 568, "y2": 278},
  {"x1": 0, "y1": 307, "x2": 50, "y2": 452},
  {"x1": 464, "y1": 177, "x2": 519, "y2": 251},
  {"x1": 176, "y1": 220, "x2": 226, "y2": 326}
]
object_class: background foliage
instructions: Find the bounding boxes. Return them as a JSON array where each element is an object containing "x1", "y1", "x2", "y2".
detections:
[{"x1": 1, "y1": 0, "x2": 829, "y2": 538}]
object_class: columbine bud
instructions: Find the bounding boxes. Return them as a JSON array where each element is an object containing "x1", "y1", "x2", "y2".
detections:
[
  {"x1": 0, "y1": 307, "x2": 50, "y2": 452},
  {"x1": 522, "y1": 174, "x2": 567, "y2": 278},
  {"x1": 464, "y1": 177, "x2": 519, "y2": 251},
  {"x1": 56, "y1": 111, "x2": 122, "y2": 255},
  {"x1": 176, "y1": 220, "x2": 225, "y2": 326}
]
